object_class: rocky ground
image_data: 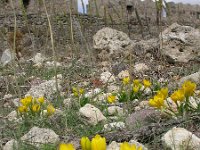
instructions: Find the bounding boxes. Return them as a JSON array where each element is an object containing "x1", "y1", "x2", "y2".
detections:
[{"x1": 0, "y1": 23, "x2": 200, "y2": 150}]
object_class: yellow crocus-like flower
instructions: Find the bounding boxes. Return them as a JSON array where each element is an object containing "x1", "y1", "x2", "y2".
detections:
[
  {"x1": 149, "y1": 93, "x2": 165, "y2": 109},
  {"x1": 182, "y1": 80, "x2": 196, "y2": 97},
  {"x1": 123, "y1": 77, "x2": 130, "y2": 85},
  {"x1": 133, "y1": 79, "x2": 140, "y2": 86},
  {"x1": 59, "y1": 143, "x2": 75, "y2": 150},
  {"x1": 38, "y1": 96, "x2": 45, "y2": 104},
  {"x1": 120, "y1": 142, "x2": 142, "y2": 150},
  {"x1": 20, "y1": 96, "x2": 32, "y2": 106},
  {"x1": 79, "y1": 88, "x2": 85, "y2": 95},
  {"x1": 18, "y1": 105, "x2": 28, "y2": 113},
  {"x1": 32, "y1": 104, "x2": 40, "y2": 112},
  {"x1": 107, "y1": 95, "x2": 116, "y2": 103},
  {"x1": 158, "y1": 88, "x2": 168, "y2": 99},
  {"x1": 143, "y1": 79, "x2": 151, "y2": 88},
  {"x1": 91, "y1": 134, "x2": 106, "y2": 150},
  {"x1": 81, "y1": 137, "x2": 91, "y2": 150},
  {"x1": 47, "y1": 104, "x2": 55, "y2": 116},
  {"x1": 133, "y1": 85, "x2": 140, "y2": 93},
  {"x1": 170, "y1": 89, "x2": 185, "y2": 102}
]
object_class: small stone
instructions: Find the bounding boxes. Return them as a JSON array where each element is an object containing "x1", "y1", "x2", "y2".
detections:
[
  {"x1": 129, "y1": 140, "x2": 148, "y2": 150},
  {"x1": 107, "y1": 141, "x2": 120, "y2": 150},
  {"x1": 162, "y1": 127, "x2": 200, "y2": 150},
  {"x1": 100, "y1": 71, "x2": 115, "y2": 84},
  {"x1": 31, "y1": 53, "x2": 45, "y2": 64},
  {"x1": 20, "y1": 126, "x2": 59, "y2": 147},
  {"x1": 117, "y1": 70, "x2": 130, "y2": 79},
  {"x1": 134, "y1": 63, "x2": 149, "y2": 73},
  {"x1": 138, "y1": 101, "x2": 150, "y2": 109},
  {"x1": 63, "y1": 98, "x2": 72, "y2": 108},
  {"x1": 107, "y1": 106, "x2": 124, "y2": 116},
  {"x1": 103, "y1": 122, "x2": 125, "y2": 132},
  {"x1": 107, "y1": 85, "x2": 120, "y2": 93},
  {"x1": 3, "y1": 94, "x2": 13, "y2": 99},
  {"x1": 45, "y1": 61, "x2": 62, "y2": 68},
  {"x1": 79, "y1": 104, "x2": 106, "y2": 125},
  {"x1": 6, "y1": 111, "x2": 21, "y2": 122},
  {"x1": 3, "y1": 139, "x2": 18, "y2": 150}
]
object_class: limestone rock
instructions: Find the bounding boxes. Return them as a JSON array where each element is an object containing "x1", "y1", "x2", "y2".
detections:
[
  {"x1": 100, "y1": 71, "x2": 115, "y2": 84},
  {"x1": 134, "y1": 63, "x2": 149, "y2": 73},
  {"x1": 45, "y1": 61, "x2": 62, "y2": 68},
  {"x1": 6, "y1": 111, "x2": 21, "y2": 122},
  {"x1": 3, "y1": 140, "x2": 18, "y2": 150},
  {"x1": 107, "y1": 141, "x2": 120, "y2": 150},
  {"x1": 160, "y1": 23, "x2": 200, "y2": 63},
  {"x1": 117, "y1": 70, "x2": 130, "y2": 79},
  {"x1": 20, "y1": 126, "x2": 59, "y2": 147},
  {"x1": 79, "y1": 104, "x2": 106, "y2": 125},
  {"x1": 107, "y1": 85, "x2": 120, "y2": 93},
  {"x1": 25, "y1": 75, "x2": 62, "y2": 99},
  {"x1": 178, "y1": 71, "x2": 200, "y2": 86},
  {"x1": 103, "y1": 122, "x2": 125, "y2": 132},
  {"x1": 93, "y1": 27, "x2": 131, "y2": 60},
  {"x1": 162, "y1": 127, "x2": 200, "y2": 150},
  {"x1": 63, "y1": 98, "x2": 73, "y2": 108},
  {"x1": 1, "y1": 49, "x2": 14, "y2": 66},
  {"x1": 129, "y1": 140, "x2": 148, "y2": 150},
  {"x1": 107, "y1": 106, "x2": 124, "y2": 116}
]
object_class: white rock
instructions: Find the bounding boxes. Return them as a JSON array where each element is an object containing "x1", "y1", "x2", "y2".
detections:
[
  {"x1": 178, "y1": 71, "x2": 200, "y2": 86},
  {"x1": 129, "y1": 140, "x2": 148, "y2": 150},
  {"x1": 134, "y1": 63, "x2": 149, "y2": 73},
  {"x1": 107, "y1": 141, "x2": 120, "y2": 150},
  {"x1": 3, "y1": 139, "x2": 18, "y2": 150},
  {"x1": 79, "y1": 104, "x2": 106, "y2": 125},
  {"x1": 6, "y1": 111, "x2": 21, "y2": 122},
  {"x1": 103, "y1": 122, "x2": 125, "y2": 132},
  {"x1": 117, "y1": 70, "x2": 130, "y2": 79},
  {"x1": 45, "y1": 61, "x2": 62, "y2": 68},
  {"x1": 63, "y1": 98, "x2": 72, "y2": 108},
  {"x1": 139, "y1": 101, "x2": 150, "y2": 109},
  {"x1": 107, "y1": 85, "x2": 120, "y2": 93},
  {"x1": 20, "y1": 126, "x2": 59, "y2": 147},
  {"x1": 162, "y1": 127, "x2": 200, "y2": 150},
  {"x1": 100, "y1": 71, "x2": 116, "y2": 84},
  {"x1": 26, "y1": 75, "x2": 62, "y2": 99},
  {"x1": 3, "y1": 94, "x2": 13, "y2": 99},
  {"x1": 93, "y1": 27, "x2": 131, "y2": 59},
  {"x1": 1, "y1": 49, "x2": 14, "y2": 66},
  {"x1": 85, "y1": 88, "x2": 102, "y2": 98},
  {"x1": 32, "y1": 53, "x2": 45, "y2": 64},
  {"x1": 107, "y1": 106, "x2": 124, "y2": 116}
]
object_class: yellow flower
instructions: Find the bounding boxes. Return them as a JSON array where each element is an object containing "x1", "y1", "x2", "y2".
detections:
[
  {"x1": 107, "y1": 95, "x2": 116, "y2": 103},
  {"x1": 149, "y1": 93, "x2": 165, "y2": 109},
  {"x1": 133, "y1": 85, "x2": 140, "y2": 93},
  {"x1": 47, "y1": 104, "x2": 55, "y2": 116},
  {"x1": 120, "y1": 142, "x2": 142, "y2": 150},
  {"x1": 123, "y1": 77, "x2": 130, "y2": 85},
  {"x1": 20, "y1": 96, "x2": 32, "y2": 106},
  {"x1": 32, "y1": 104, "x2": 40, "y2": 112},
  {"x1": 38, "y1": 96, "x2": 45, "y2": 104},
  {"x1": 18, "y1": 105, "x2": 28, "y2": 113},
  {"x1": 182, "y1": 80, "x2": 196, "y2": 97},
  {"x1": 91, "y1": 134, "x2": 106, "y2": 150},
  {"x1": 81, "y1": 137, "x2": 91, "y2": 150},
  {"x1": 133, "y1": 79, "x2": 140, "y2": 86},
  {"x1": 59, "y1": 143, "x2": 75, "y2": 150},
  {"x1": 79, "y1": 88, "x2": 85, "y2": 95},
  {"x1": 72, "y1": 87, "x2": 79, "y2": 97},
  {"x1": 170, "y1": 89, "x2": 185, "y2": 102},
  {"x1": 143, "y1": 79, "x2": 151, "y2": 88},
  {"x1": 158, "y1": 88, "x2": 168, "y2": 99}
]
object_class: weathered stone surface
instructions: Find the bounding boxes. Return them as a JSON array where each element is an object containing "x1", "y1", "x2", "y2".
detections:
[
  {"x1": 107, "y1": 85, "x2": 120, "y2": 93},
  {"x1": 0, "y1": 49, "x2": 14, "y2": 66},
  {"x1": 178, "y1": 71, "x2": 200, "y2": 86},
  {"x1": 100, "y1": 71, "x2": 115, "y2": 84},
  {"x1": 6, "y1": 111, "x2": 21, "y2": 122},
  {"x1": 93, "y1": 27, "x2": 132, "y2": 60},
  {"x1": 3, "y1": 140, "x2": 18, "y2": 150},
  {"x1": 25, "y1": 74, "x2": 62, "y2": 99},
  {"x1": 117, "y1": 70, "x2": 130, "y2": 79},
  {"x1": 107, "y1": 106, "x2": 124, "y2": 116},
  {"x1": 103, "y1": 122, "x2": 125, "y2": 132},
  {"x1": 79, "y1": 104, "x2": 106, "y2": 125},
  {"x1": 134, "y1": 63, "x2": 149, "y2": 73},
  {"x1": 31, "y1": 53, "x2": 46, "y2": 65},
  {"x1": 162, "y1": 127, "x2": 200, "y2": 150},
  {"x1": 20, "y1": 127, "x2": 59, "y2": 147},
  {"x1": 160, "y1": 23, "x2": 200, "y2": 63},
  {"x1": 125, "y1": 109, "x2": 160, "y2": 129}
]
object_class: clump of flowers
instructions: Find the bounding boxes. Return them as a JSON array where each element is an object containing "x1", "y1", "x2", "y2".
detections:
[
  {"x1": 59, "y1": 134, "x2": 141, "y2": 150},
  {"x1": 72, "y1": 86, "x2": 90, "y2": 107},
  {"x1": 118, "y1": 78, "x2": 152, "y2": 103},
  {"x1": 17, "y1": 95, "x2": 55, "y2": 118},
  {"x1": 149, "y1": 80, "x2": 199, "y2": 116},
  {"x1": 107, "y1": 94, "x2": 117, "y2": 104}
]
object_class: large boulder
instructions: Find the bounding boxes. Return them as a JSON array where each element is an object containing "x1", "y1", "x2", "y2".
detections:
[
  {"x1": 93, "y1": 27, "x2": 132, "y2": 60},
  {"x1": 162, "y1": 127, "x2": 200, "y2": 150},
  {"x1": 160, "y1": 23, "x2": 200, "y2": 63}
]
